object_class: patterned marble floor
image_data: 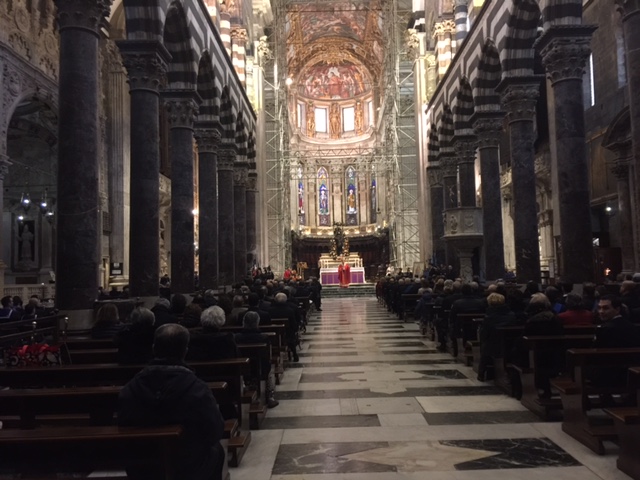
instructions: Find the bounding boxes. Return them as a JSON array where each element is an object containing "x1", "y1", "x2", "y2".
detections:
[{"x1": 232, "y1": 297, "x2": 631, "y2": 480}]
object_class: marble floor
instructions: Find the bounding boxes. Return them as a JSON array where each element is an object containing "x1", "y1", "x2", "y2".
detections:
[{"x1": 231, "y1": 296, "x2": 631, "y2": 480}]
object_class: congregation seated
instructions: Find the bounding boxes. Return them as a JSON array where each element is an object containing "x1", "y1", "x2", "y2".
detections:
[
  {"x1": 234, "y1": 311, "x2": 279, "y2": 408},
  {"x1": 558, "y1": 293, "x2": 594, "y2": 326},
  {"x1": 116, "y1": 307, "x2": 156, "y2": 365},
  {"x1": 91, "y1": 302, "x2": 124, "y2": 339},
  {"x1": 151, "y1": 297, "x2": 177, "y2": 327},
  {"x1": 118, "y1": 323, "x2": 226, "y2": 480},
  {"x1": 187, "y1": 306, "x2": 238, "y2": 362},
  {"x1": 180, "y1": 303, "x2": 203, "y2": 329}
]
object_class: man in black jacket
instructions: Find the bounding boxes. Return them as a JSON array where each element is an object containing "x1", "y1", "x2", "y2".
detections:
[{"x1": 118, "y1": 324, "x2": 225, "y2": 480}]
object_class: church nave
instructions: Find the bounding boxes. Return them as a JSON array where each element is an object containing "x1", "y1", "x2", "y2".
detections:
[{"x1": 232, "y1": 297, "x2": 626, "y2": 480}]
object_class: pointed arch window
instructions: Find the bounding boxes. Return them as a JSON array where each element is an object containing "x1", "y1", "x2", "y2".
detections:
[
  {"x1": 297, "y1": 167, "x2": 305, "y2": 225},
  {"x1": 318, "y1": 167, "x2": 330, "y2": 226}
]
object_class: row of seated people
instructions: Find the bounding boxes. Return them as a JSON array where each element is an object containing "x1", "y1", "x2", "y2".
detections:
[
  {"x1": 90, "y1": 295, "x2": 305, "y2": 408},
  {"x1": 378, "y1": 275, "x2": 640, "y2": 388},
  {"x1": 0, "y1": 295, "x2": 54, "y2": 323},
  {"x1": 93, "y1": 288, "x2": 305, "y2": 363}
]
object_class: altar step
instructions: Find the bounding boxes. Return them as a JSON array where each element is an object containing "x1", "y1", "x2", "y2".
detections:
[{"x1": 322, "y1": 284, "x2": 375, "y2": 298}]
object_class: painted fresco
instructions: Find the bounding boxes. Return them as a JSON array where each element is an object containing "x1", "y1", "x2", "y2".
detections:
[
  {"x1": 299, "y1": 3, "x2": 367, "y2": 43},
  {"x1": 299, "y1": 61, "x2": 370, "y2": 100}
]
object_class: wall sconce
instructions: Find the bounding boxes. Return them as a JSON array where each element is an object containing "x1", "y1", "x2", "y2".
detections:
[{"x1": 20, "y1": 192, "x2": 31, "y2": 213}]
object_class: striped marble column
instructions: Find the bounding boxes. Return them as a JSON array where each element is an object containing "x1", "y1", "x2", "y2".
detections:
[
  {"x1": 231, "y1": 28, "x2": 247, "y2": 87},
  {"x1": 219, "y1": 11, "x2": 231, "y2": 57},
  {"x1": 454, "y1": 0, "x2": 469, "y2": 43}
]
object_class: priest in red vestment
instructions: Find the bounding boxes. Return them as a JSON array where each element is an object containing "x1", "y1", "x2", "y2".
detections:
[{"x1": 338, "y1": 259, "x2": 351, "y2": 288}]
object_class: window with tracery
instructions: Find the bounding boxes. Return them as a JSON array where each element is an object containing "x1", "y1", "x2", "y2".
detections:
[{"x1": 318, "y1": 167, "x2": 330, "y2": 226}]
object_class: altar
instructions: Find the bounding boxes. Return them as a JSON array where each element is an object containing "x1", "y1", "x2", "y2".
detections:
[{"x1": 318, "y1": 253, "x2": 365, "y2": 285}]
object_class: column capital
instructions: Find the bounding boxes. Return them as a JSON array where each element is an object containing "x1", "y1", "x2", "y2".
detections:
[
  {"x1": 439, "y1": 154, "x2": 457, "y2": 177},
  {"x1": 195, "y1": 128, "x2": 222, "y2": 153},
  {"x1": 453, "y1": 135, "x2": 477, "y2": 164},
  {"x1": 246, "y1": 170, "x2": 258, "y2": 190},
  {"x1": 230, "y1": 27, "x2": 248, "y2": 42},
  {"x1": 471, "y1": 111, "x2": 505, "y2": 149},
  {"x1": 496, "y1": 75, "x2": 542, "y2": 123},
  {"x1": 0, "y1": 155, "x2": 12, "y2": 181},
  {"x1": 117, "y1": 40, "x2": 170, "y2": 93},
  {"x1": 616, "y1": 0, "x2": 640, "y2": 18},
  {"x1": 427, "y1": 166, "x2": 443, "y2": 187},
  {"x1": 163, "y1": 90, "x2": 201, "y2": 129},
  {"x1": 234, "y1": 162, "x2": 249, "y2": 187},
  {"x1": 217, "y1": 146, "x2": 236, "y2": 171},
  {"x1": 54, "y1": 0, "x2": 112, "y2": 34},
  {"x1": 536, "y1": 26, "x2": 597, "y2": 85}
]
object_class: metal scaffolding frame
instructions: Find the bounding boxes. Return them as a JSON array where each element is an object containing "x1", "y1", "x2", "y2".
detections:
[
  {"x1": 263, "y1": 0, "x2": 292, "y2": 274},
  {"x1": 383, "y1": 0, "x2": 420, "y2": 270},
  {"x1": 263, "y1": 0, "x2": 419, "y2": 271}
]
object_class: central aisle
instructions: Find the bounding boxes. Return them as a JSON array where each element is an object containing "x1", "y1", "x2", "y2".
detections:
[{"x1": 232, "y1": 297, "x2": 626, "y2": 480}]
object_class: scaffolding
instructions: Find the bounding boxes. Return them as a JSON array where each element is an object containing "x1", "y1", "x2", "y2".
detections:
[
  {"x1": 263, "y1": 0, "x2": 292, "y2": 275},
  {"x1": 263, "y1": 0, "x2": 420, "y2": 271},
  {"x1": 382, "y1": 0, "x2": 420, "y2": 270}
]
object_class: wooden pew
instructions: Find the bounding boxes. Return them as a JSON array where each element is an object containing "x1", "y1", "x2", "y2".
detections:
[
  {"x1": 0, "y1": 382, "x2": 229, "y2": 429},
  {"x1": 0, "y1": 358, "x2": 252, "y2": 467},
  {"x1": 492, "y1": 324, "x2": 596, "y2": 395},
  {"x1": 552, "y1": 348, "x2": 640, "y2": 454},
  {"x1": 604, "y1": 367, "x2": 640, "y2": 480},
  {"x1": 236, "y1": 343, "x2": 272, "y2": 429},
  {"x1": 514, "y1": 335, "x2": 595, "y2": 419},
  {"x1": 0, "y1": 425, "x2": 184, "y2": 479},
  {"x1": 64, "y1": 337, "x2": 116, "y2": 350},
  {"x1": 221, "y1": 324, "x2": 286, "y2": 383},
  {"x1": 0, "y1": 382, "x2": 231, "y2": 480},
  {"x1": 400, "y1": 294, "x2": 422, "y2": 322},
  {"x1": 453, "y1": 313, "x2": 484, "y2": 365}
]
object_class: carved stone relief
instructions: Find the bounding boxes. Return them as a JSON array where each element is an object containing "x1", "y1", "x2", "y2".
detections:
[{"x1": 0, "y1": 0, "x2": 60, "y2": 81}]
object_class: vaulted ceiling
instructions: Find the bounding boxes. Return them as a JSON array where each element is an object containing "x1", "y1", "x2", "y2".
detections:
[{"x1": 286, "y1": 1, "x2": 384, "y2": 100}]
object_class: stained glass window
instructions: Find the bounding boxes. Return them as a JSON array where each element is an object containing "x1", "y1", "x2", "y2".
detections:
[
  {"x1": 346, "y1": 166, "x2": 357, "y2": 213},
  {"x1": 318, "y1": 167, "x2": 329, "y2": 215}
]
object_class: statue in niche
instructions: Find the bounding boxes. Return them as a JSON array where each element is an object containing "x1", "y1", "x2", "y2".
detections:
[
  {"x1": 15, "y1": 221, "x2": 36, "y2": 271},
  {"x1": 329, "y1": 102, "x2": 341, "y2": 139},
  {"x1": 306, "y1": 101, "x2": 315, "y2": 137},
  {"x1": 355, "y1": 101, "x2": 364, "y2": 134}
]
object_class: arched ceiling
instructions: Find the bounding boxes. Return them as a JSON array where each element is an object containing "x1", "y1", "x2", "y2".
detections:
[{"x1": 286, "y1": 1, "x2": 384, "y2": 90}]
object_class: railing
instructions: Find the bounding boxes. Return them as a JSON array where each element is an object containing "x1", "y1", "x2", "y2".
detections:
[
  {"x1": 3, "y1": 284, "x2": 55, "y2": 300},
  {"x1": 319, "y1": 254, "x2": 364, "y2": 269}
]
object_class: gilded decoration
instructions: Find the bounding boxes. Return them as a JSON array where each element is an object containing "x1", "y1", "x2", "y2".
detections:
[{"x1": 286, "y1": 1, "x2": 383, "y2": 79}]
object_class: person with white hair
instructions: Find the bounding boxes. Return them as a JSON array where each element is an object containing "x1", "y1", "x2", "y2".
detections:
[{"x1": 187, "y1": 306, "x2": 238, "y2": 362}]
